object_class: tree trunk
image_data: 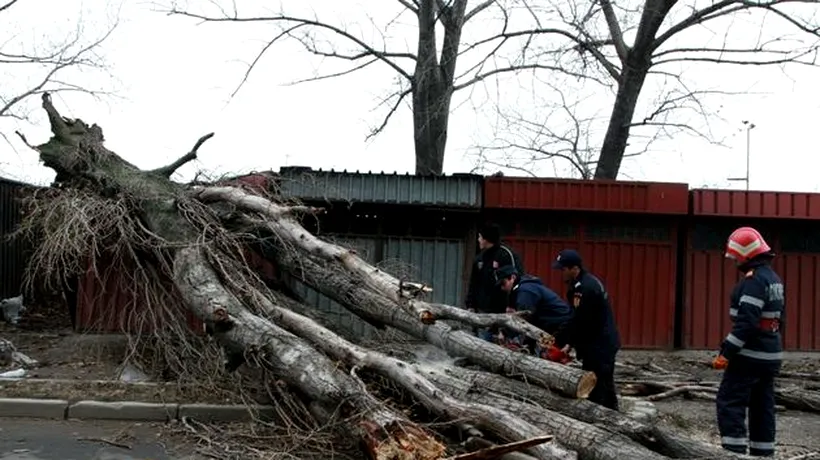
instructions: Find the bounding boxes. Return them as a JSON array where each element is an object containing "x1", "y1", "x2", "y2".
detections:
[
  {"x1": 592, "y1": 64, "x2": 648, "y2": 180},
  {"x1": 427, "y1": 364, "x2": 735, "y2": 460},
  {"x1": 197, "y1": 186, "x2": 597, "y2": 399},
  {"x1": 262, "y1": 294, "x2": 576, "y2": 460},
  {"x1": 412, "y1": 81, "x2": 450, "y2": 175},
  {"x1": 416, "y1": 364, "x2": 668, "y2": 460},
  {"x1": 29, "y1": 93, "x2": 445, "y2": 460}
]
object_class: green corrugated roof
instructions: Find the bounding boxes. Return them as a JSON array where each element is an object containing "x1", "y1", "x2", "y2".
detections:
[{"x1": 277, "y1": 167, "x2": 483, "y2": 209}]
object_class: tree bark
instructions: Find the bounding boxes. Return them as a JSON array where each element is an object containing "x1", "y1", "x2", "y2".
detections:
[
  {"x1": 416, "y1": 364, "x2": 668, "y2": 460},
  {"x1": 593, "y1": 0, "x2": 675, "y2": 180},
  {"x1": 28, "y1": 93, "x2": 445, "y2": 460},
  {"x1": 197, "y1": 186, "x2": 597, "y2": 399},
  {"x1": 262, "y1": 294, "x2": 575, "y2": 460},
  {"x1": 425, "y1": 364, "x2": 735, "y2": 460}
]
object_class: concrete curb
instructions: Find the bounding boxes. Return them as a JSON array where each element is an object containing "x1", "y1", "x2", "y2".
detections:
[{"x1": 0, "y1": 398, "x2": 274, "y2": 423}]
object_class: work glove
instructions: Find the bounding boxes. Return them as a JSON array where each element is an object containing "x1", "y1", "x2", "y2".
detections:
[
  {"x1": 542, "y1": 344, "x2": 572, "y2": 364},
  {"x1": 712, "y1": 355, "x2": 729, "y2": 370}
]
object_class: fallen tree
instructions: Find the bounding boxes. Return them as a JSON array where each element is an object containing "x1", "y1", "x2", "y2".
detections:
[{"x1": 14, "y1": 93, "x2": 735, "y2": 459}]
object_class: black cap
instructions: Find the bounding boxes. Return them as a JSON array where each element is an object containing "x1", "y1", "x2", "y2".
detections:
[
  {"x1": 494, "y1": 265, "x2": 518, "y2": 285},
  {"x1": 552, "y1": 249, "x2": 583, "y2": 269},
  {"x1": 479, "y1": 223, "x2": 501, "y2": 245}
]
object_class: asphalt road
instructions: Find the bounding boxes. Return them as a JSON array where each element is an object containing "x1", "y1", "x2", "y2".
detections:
[{"x1": 0, "y1": 418, "x2": 200, "y2": 460}]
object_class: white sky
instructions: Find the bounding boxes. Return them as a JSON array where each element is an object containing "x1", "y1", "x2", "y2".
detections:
[{"x1": 1, "y1": 0, "x2": 819, "y2": 192}]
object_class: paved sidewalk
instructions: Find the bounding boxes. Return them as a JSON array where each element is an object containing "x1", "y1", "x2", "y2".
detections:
[{"x1": 0, "y1": 418, "x2": 201, "y2": 460}]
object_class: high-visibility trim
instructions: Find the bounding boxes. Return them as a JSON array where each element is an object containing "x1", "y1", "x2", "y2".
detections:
[
  {"x1": 738, "y1": 349, "x2": 783, "y2": 360},
  {"x1": 726, "y1": 334, "x2": 745, "y2": 347},
  {"x1": 721, "y1": 437, "x2": 748, "y2": 446},
  {"x1": 739, "y1": 295, "x2": 765, "y2": 308},
  {"x1": 749, "y1": 441, "x2": 775, "y2": 450}
]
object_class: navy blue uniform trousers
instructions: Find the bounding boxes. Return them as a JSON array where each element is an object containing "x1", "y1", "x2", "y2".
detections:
[{"x1": 716, "y1": 358, "x2": 780, "y2": 456}]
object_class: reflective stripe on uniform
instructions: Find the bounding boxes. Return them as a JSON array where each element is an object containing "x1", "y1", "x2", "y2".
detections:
[
  {"x1": 761, "y1": 310, "x2": 781, "y2": 318},
  {"x1": 721, "y1": 437, "x2": 747, "y2": 446},
  {"x1": 729, "y1": 308, "x2": 738, "y2": 317},
  {"x1": 738, "y1": 349, "x2": 783, "y2": 360},
  {"x1": 726, "y1": 334, "x2": 745, "y2": 347},
  {"x1": 739, "y1": 295, "x2": 765, "y2": 308},
  {"x1": 749, "y1": 441, "x2": 775, "y2": 450}
]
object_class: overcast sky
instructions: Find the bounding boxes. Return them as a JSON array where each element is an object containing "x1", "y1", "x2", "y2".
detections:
[{"x1": 1, "y1": 0, "x2": 818, "y2": 192}]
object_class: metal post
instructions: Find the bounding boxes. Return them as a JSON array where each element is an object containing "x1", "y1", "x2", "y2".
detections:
[{"x1": 728, "y1": 120, "x2": 755, "y2": 190}]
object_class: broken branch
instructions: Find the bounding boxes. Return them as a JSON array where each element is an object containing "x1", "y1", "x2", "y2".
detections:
[{"x1": 150, "y1": 132, "x2": 214, "y2": 178}]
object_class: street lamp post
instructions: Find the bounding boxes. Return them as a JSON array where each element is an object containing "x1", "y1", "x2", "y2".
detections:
[{"x1": 728, "y1": 120, "x2": 755, "y2": 190}]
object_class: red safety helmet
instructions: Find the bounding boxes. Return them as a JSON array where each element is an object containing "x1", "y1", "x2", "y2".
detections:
[{"x1": 725, "y1": 226, "x2": 771, "y2": 264}]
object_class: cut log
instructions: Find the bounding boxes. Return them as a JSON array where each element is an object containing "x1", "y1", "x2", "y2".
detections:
[
  {"x1": 26, "y1": 94, "x2": 446, "y2": 460},
  {"x1": 775, "y1": 387, "x2": 820, "y2": 413},
  {"x1": 261, "y1": 293, "x2": 575, "y2": 460},
  {"x1": 427, "y1": 365, "x2": 736, "y2": 460},
  {"x1": 196, "y1": 187, "x2": 597, "y2": 399},
  {"x1": 415, "y1": 364, "x2": 669, "y2": 460}
]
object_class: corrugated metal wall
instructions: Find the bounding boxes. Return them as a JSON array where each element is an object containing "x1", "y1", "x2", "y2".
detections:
[
  {"x1": 292, "y1": 234, "x2": 466, "y2": 338},
  {"x1": 278, "y1": 167, "x2": 483, "y2": 208},
  {"x1": 684, "y1": 219, "x2": 820, "y2": 351},
  {"x1": 506, "y1": 232, "x2": 678, "y2": 349},
  {"x1": 76, "y1": 254, "x2": 204, "y2": 334},
  {"x1": 692, "y1": 189, "x2": 820, "y2": 220},
  {"x1": 0, "y1": 178, "x2": 27, "y2": 300},
  {"x1": 485, "y1": 177, "x2": 689, "y2": 214}
]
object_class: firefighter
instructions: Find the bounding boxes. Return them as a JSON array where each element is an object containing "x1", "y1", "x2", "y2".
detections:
[
  {"x1": 714, "y1": 226, "x2": 784, "y2": 457},
  {"x1": 465, "y1": 223, "x2": 524, "y2": 341},
  {"x1": 494, "y1": 265, "x2": 574, "y2": 361},
  {"x1": 551, "y1": 249, "x2": 621, "y2": 410}
]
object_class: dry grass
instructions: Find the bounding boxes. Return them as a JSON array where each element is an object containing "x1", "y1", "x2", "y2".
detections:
[{"x1": 11, "y1": 184, "x2": 369, "y2": 459}]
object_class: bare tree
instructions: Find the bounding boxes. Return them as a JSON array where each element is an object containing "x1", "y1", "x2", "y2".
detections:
[
  {"x1": 164, "y1": 1, "x2": 605, "y2": 176},
  {"x1": 0, "y1": 0, "x2": 118, "y2": 149},
  {"x1": 492, "y1": 0, "x2": 819, "y2": 179}
]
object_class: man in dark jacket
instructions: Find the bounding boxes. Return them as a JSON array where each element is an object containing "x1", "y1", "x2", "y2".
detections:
[
  {"x1": 465, "y1": 223, "x2": 524, "y2": 341},
  {"x1": 495, "y1": 265, "x2": 574, "y2": 361},
  {"x1": 495, "y1": 265, "x2": 573, "y2": 336},
  {"x1": 552, "y1": 249, "x2": 621, "y2": 410}
]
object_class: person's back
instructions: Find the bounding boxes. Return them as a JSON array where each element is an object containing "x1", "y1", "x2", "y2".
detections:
[
  {"x1": 565, "y1": 271, "x2": 621, "y2": 361},
  {"x1": 513, "y1": 276, "x2": 573, "y2": 335}
]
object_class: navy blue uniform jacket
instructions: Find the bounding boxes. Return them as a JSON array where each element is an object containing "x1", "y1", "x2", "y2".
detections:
[
  {"x1": 511, "y1": 276, "x2": 573, "y2": 335},
  {"x1": 466, "y1": 244, "x2": 524, "y2": 314},
  {"x1": 554, "y1": 271, "x2": 621, "y2": 361},
  {"x1": 720, "y1": 260, "x2": 785, "y2": 365}
]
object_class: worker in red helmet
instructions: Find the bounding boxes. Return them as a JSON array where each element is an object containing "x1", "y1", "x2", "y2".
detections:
[{"x1": 714, "y1": 226, "x2": 784, "y2": 457}]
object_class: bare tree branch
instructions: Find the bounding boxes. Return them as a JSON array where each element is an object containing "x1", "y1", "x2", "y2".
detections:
[
  {"x1": 598, "y1": 0, "x2": 629, "y2": 62},
  {"x1": 150, "y1": 133, "x2": 215, "y2": 178},
  {"x1": 167, "y1": 10, "x2": 415, "y2": 82},
  {"x1": 0, "y1": 0, "x2": 18, "y2": 14},
  {"x1": 0, "y1": 8, "x2": 118, "y2": 128}
]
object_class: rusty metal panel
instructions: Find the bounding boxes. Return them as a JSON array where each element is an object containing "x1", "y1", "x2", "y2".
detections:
[
  {"x1": 692, "y1": 189, "x2": 820, "y2": 220},
  {"x1": 683, "y1": 220, "x2": 820, "y2": 351},
  {"x1": 773, "y1": 254, "x2": 820, "y2": 351},
  {"x1": 505, "y1": 232, "x2": 677, "y2": 349},
  {"x1": 683, "y1": 250, "x2": 738, "y2": 349},
  {"x1": 76, "y1": 255, "x2": 204, "y2": 334},
  {"x1": 0, "y1": 177, "x2": 30, "y2": 300},
  {"x1": 382, "y1": 237, "x2": 465, "y2": 306},
  {"x1": 484, "y1": 177, "x2": 689, "y2": 214},
  {"x1": 278, "y1": 167, "x2": 483, "y2": 209}
]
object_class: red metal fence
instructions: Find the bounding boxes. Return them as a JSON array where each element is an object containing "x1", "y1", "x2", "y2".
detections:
[
  {"x1": 485, "y1": 177, "x2": 690, "y2": 349},
  {"x1": 682, "y1": 189, "x2": 820, "y2": 351}
]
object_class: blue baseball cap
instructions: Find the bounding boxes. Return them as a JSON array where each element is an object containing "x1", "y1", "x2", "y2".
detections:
[
  {"x1": 494, "y1": 265, "x2": 519, "y2": 285},
  {"x1": 552, "y1": 249, "x2": 583, "y2": 269}
]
